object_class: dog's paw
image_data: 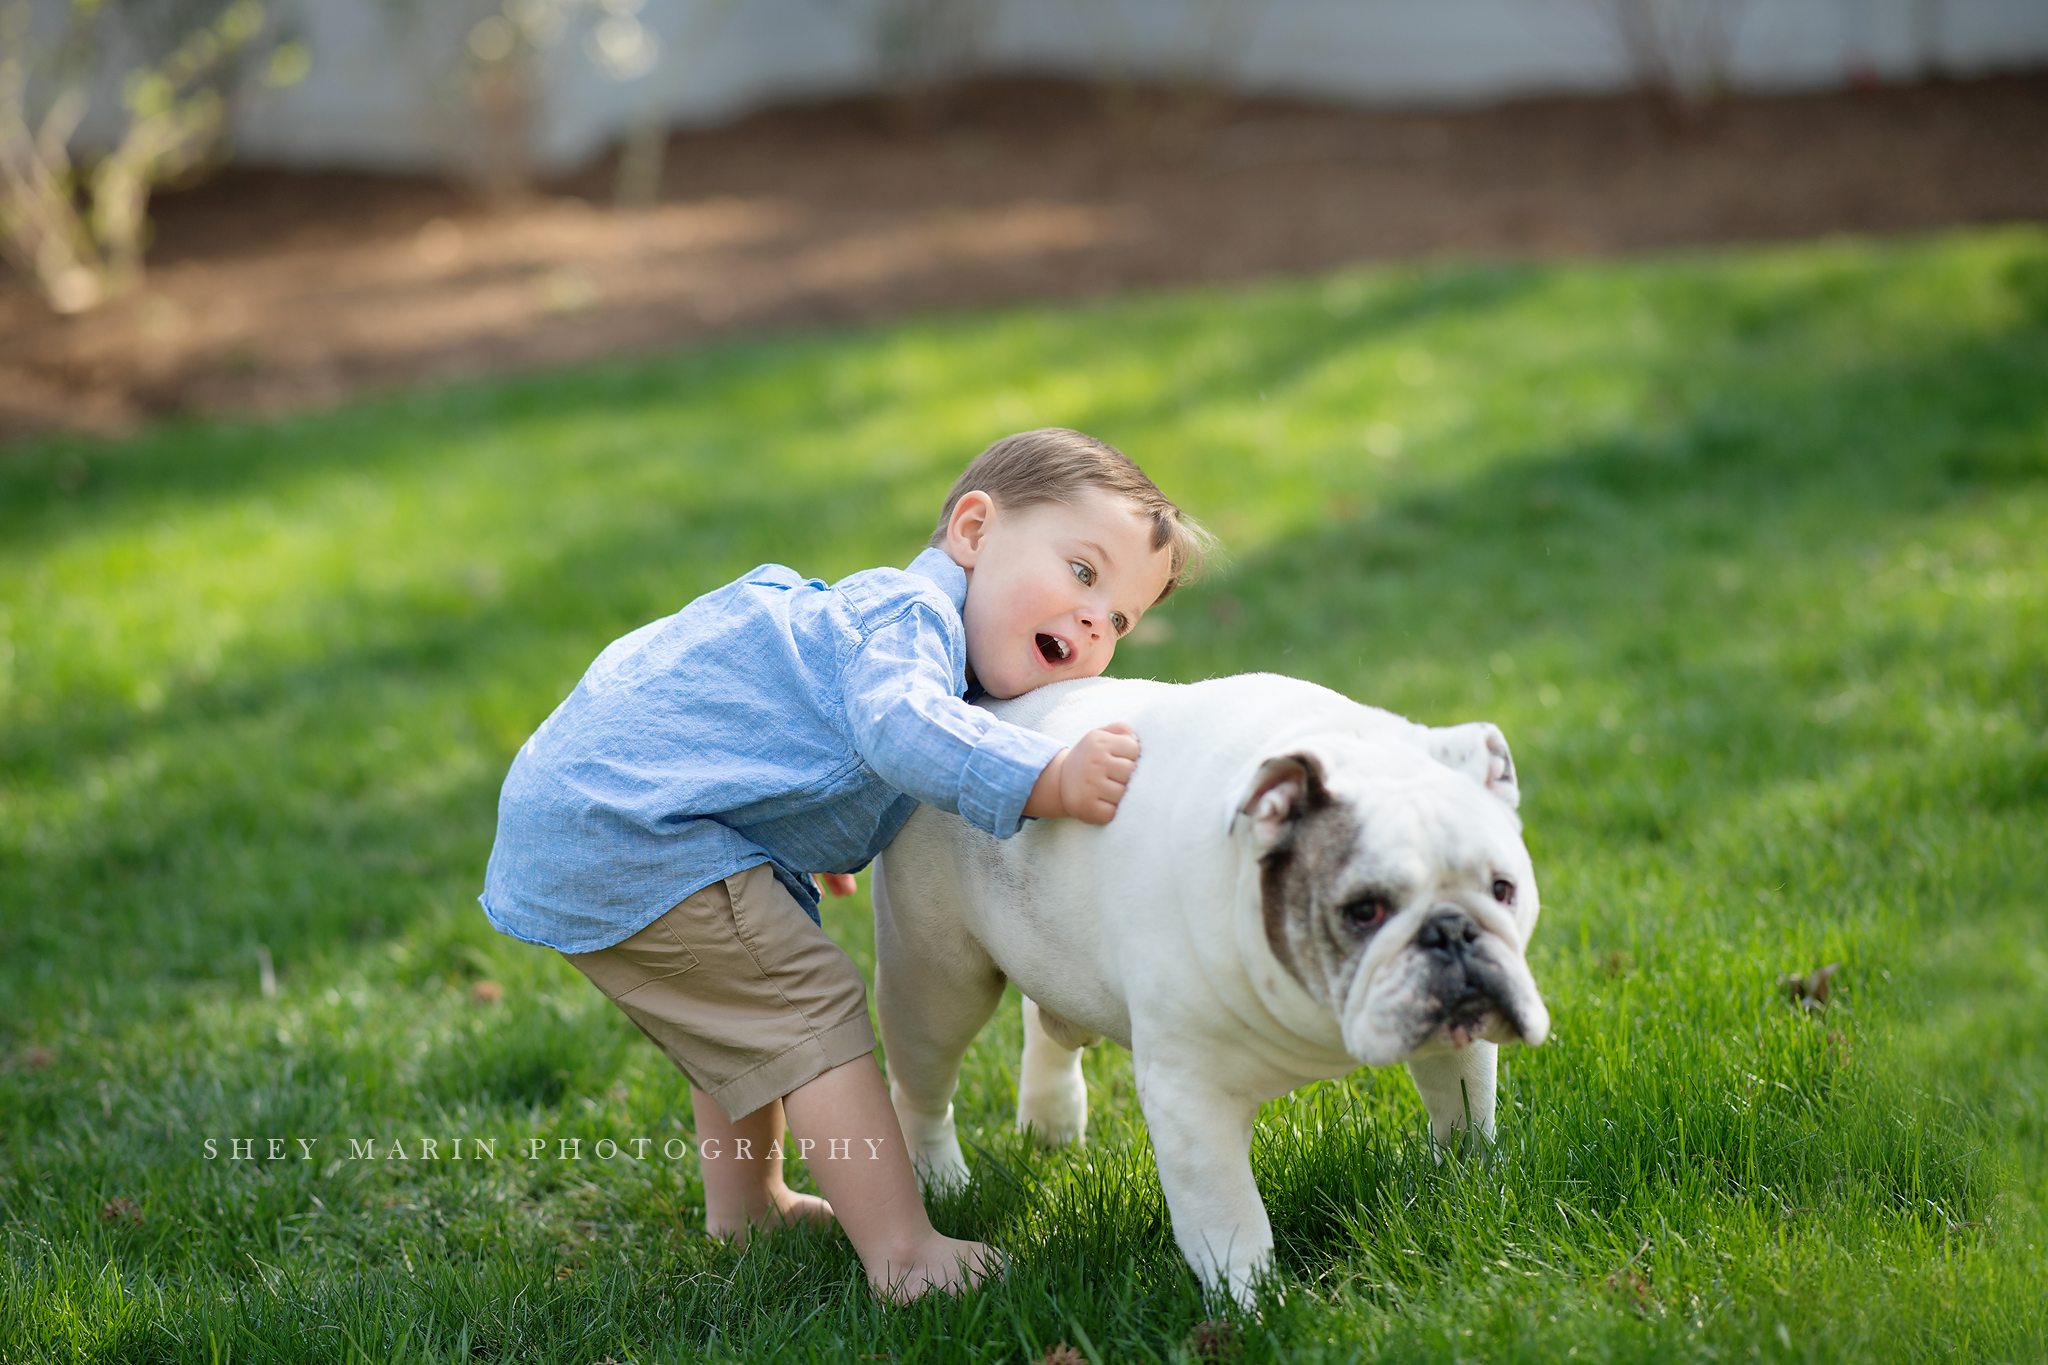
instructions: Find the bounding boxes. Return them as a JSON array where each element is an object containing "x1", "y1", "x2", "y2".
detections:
[
  {"x1": 911, "y1": 1147, "x2": 972, "y2": 1195},
  {"x1": 1015, "y1": 1093, "x2": 1087, "y2": 1148},
  {"x1": 890, "y1": 1087, "x2": 972, "y2": 1191},
  {"x1": 1016, "y1": 1062, "x2": 1088, "y2": 1146}
]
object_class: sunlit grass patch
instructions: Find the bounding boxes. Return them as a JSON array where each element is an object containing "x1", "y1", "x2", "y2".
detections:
[{"x1": 3, "y1": 227, "x2": 2047, "y2": 1361}]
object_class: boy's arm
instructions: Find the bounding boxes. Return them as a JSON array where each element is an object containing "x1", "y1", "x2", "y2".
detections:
[
  {"x1": 844, "y1": 606, "x2": 1086, "y2": 839},
  {"x1": 818, "y1": 709, "x2": 1135, "y2": 891}
]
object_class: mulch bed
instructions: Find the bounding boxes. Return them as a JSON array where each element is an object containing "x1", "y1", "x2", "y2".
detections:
[{"x1": 3, "y1": 71, "x2": 2044, "y2": 444}]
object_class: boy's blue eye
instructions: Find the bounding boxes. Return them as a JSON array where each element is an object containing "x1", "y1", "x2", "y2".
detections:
[
  {"x1": 1070, "y1": 561, "x2": 1094, "y2": 586},
  {"x1": 1112, "y1": 612, "x2": 1130, "y2": 635}
]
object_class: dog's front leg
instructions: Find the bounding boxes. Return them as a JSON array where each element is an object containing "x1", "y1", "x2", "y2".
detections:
[
  {"x1": 1135, "y1": 1060, "x2": 1271, "y2": 1307},
  {"x1": 1406, "y1": 1040, "x2": 1499, "y2": 1145}
]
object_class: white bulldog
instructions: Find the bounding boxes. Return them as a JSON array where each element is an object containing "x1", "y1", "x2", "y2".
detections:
[{"x1": 871, "y1": 672, "x2": 1549, "y2": 1305}]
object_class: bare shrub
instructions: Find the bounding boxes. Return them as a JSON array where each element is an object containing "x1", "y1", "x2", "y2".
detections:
[
  {"x1": 382, "y1": 0, "x2": 670, "y2": 203},
  {"x1": 1594, "y1": 0, "x2": 1751, "y2": 116},
  {"x1": 0, "y1": 0, "x2": 303, "y2": 313}
]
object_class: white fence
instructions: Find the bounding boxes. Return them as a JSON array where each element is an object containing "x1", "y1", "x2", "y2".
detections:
[{"x1": 40, "y1": 0, "x2": 2048, "y2": 176}]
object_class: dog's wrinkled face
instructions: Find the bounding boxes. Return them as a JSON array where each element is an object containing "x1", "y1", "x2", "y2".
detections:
[{"x1": 1242, "y1": 737, "x2": 1549, "y2": 1068}]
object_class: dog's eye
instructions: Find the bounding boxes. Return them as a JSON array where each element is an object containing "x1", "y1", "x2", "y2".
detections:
[
  {"x1": 1341, "y1": 895, "x2": 1393, "y2": 933},
  {"x1": 1492, "y1": 878, "x2": 1515, "y2": 905}
]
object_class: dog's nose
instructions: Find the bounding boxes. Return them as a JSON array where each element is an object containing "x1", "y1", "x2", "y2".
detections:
[{"x1": 1416, "y1": 909, "x2": 1480, "y2": 962}]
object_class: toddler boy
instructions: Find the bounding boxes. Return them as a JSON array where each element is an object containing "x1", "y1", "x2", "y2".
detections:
[{"x1": 481, "y1": 428, "x2": 1209, "y2": 1299}]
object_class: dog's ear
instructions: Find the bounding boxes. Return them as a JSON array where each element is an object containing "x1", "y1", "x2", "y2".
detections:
[
  {"x1": 1234, "y1": 752, "x2": 1330, "y2": 848},
  {"x1": 1423, "y1": 722, "x2": 1519, "y2": 810}
]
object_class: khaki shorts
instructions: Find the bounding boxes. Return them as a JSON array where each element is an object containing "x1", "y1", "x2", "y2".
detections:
[{"x1": 563, "y1": 863, "x2": 875, "y2": 1122}]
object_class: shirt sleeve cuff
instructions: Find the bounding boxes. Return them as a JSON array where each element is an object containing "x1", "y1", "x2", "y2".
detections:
[{"x1": 956, "y1": 722, "x2": 1066, "y2": 839}]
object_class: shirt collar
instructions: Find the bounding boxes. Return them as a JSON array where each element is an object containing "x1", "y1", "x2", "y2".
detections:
[{"x1": 906, "y1": 546, "x2": 968, "y2": 615}]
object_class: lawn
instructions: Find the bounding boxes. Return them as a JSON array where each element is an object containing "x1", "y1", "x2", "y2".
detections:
[{"x1": 2, "y1": 227, "x2": 2045, "y2": 1363}]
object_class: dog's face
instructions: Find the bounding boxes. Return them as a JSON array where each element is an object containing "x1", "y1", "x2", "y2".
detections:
[{"x1": 1237, "y1": 732, "x2": 1549, "y2": 1069}]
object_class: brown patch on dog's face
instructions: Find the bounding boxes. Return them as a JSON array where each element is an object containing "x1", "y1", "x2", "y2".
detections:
[{"x1": 1255, "y1": 756, "x2": 1386, "y2": 1005}]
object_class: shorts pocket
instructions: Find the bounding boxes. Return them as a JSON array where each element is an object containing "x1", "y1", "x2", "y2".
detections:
[{"x1": 576, "y1": 917, "x2": 701, "y2": 1002}]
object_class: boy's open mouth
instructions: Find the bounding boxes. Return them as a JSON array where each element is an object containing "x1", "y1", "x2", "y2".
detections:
[{"x1": 1036, "y1": 633, "x2": 1071, "y2": 665}]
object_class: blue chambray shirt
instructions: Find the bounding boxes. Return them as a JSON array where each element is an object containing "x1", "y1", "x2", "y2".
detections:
[{"x1": 480, "y1": 547, "x2": 1064, "y2": 954}]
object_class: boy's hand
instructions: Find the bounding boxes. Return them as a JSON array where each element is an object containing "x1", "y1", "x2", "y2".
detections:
[
  {"x1": 1025, "y1": 723, "x2": 1140, "y2": 825},
  {"x1": 817, "y1": 873, "x2": 859, "y2": 898}
]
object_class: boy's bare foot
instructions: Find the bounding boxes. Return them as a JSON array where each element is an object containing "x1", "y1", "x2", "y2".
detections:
[
  {"x1": 780, "y1": 1058, "x2": 1003, "y2": 1302},
  {"x1": 867, "y1": 1233, "x2": 1004, "y2": 1302},
  {"x1": 706, "y1": 1187, "x2": 835, "y2": 1244}
]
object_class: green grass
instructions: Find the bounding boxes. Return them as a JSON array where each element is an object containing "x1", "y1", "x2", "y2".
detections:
[{"x1": 3, "y1": 226, "x2": 2046, "y2": 1363}]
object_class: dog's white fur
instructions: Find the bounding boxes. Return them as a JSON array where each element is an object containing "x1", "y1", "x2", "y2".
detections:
[{"x1": 872, "y1": 673, "x2": 1549, "y2": 1304}]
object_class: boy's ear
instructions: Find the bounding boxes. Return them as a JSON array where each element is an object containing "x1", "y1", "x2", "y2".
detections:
[{"x1": 945, "y1": 490, "x2": 995, "y2": 567}]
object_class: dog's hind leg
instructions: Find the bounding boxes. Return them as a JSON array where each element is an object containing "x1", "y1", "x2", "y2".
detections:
[
  {"x1": 1017, "y1": 997, "x2": 1098, "y2": 1146},
  {"x1": 872, "y1": 847, "x2": 1006, "y2": 1194}
]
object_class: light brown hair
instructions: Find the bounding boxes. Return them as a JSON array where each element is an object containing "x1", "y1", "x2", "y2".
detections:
[{"x1": 929, "y1": 428, "x2": 1215, "y2": 604}]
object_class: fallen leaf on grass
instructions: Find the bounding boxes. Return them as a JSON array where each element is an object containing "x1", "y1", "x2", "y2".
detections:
[
  {"x1": 1607, "y1": 1265, "x2": 1651, "y2": 1307},
  {"x1": 1187, "y1": 1318, "x2": 1242, "y2": 1361},
  {"x1": 17, "y1": 1047, "x2": 54, "y2": 1069},
  {"x1": 1040, "y1": 1345, "x2": 1085, "y2": 1365},
  {"x1": 100, "y1": 1196, "x2": 143, "y2": 1225},
  {"x1": 1603, "y1": 1236, "x2": 1654, "y2": 1312},
  {"x1": 470, "y1": 980, "x2": 505, "y2": 1005},
  {"x1": 1778, "y1": 963, "x2": 1842, "y2": 1011}
]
